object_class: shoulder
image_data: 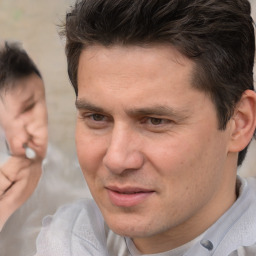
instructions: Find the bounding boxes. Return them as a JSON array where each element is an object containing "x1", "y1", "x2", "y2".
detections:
[
  {"x1": 35, "y1": 198, "x2": 109, "y2": 256},
  {"x1": 212, "y1": 176, "x2": 256, "y2": 255},
  {"x1": 38, "y1": 198, "x2": 102, "y2": 235}
]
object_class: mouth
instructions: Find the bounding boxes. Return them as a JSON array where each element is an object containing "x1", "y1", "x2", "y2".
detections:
[{"x1": 106, "y1": 186, "x2": 155, "y2": 207}]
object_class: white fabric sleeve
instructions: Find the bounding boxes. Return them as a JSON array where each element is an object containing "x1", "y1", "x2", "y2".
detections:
[{"x1": 35, "y1": 199, "x2": 109, "y2": 256}]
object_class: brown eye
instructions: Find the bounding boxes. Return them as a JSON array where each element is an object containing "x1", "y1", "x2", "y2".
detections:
[
  {"x1": 91, "y1": 114, "x2": 105, "y2": 121},
  {"x1": 150, "y1": 117, "x2": 163, "y2": 125}
]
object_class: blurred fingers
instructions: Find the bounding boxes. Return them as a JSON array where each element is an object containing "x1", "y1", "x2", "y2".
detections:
[{"x1": 0, "y1": 169, "x2": 12, "y2": 196}]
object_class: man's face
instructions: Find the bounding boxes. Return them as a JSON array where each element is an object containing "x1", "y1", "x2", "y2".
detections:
[
  {"x1": 76, "y1": 45, "x2": 236, "y2": 252},
  {"x1": 0, "y1": 74, "x2": 48, "y2": 158}
]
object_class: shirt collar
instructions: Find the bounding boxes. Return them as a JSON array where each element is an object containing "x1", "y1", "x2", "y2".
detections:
[{"x1": 185, "y1": 176, "x2": 256, "y2": 255}]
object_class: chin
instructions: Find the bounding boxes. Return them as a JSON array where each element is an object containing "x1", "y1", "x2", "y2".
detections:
[{"x1": 105, "y1": 213, "x2": 157, "y2": 238}]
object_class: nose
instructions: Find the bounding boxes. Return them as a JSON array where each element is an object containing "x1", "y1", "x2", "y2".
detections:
[{"x1": 102, "y1": 126, "x2": 144, "y2": 175}]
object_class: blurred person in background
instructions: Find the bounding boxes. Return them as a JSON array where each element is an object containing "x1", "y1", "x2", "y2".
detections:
[
  {"x1": 0, "y1": 41, "x2": 89, "y2": 256},
  {"x1": 0, "y1": 41, "x2": 48, "y2": 230}
]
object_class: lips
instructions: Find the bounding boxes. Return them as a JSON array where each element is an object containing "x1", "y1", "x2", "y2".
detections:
[{"x1": 106, "y1": 186, "x2": 155, "y2": 207}]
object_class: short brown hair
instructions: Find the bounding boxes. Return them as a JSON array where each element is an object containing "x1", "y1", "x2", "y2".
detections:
[{"x1": 61, "y1": 0, "x2": 255, "y2": 165}]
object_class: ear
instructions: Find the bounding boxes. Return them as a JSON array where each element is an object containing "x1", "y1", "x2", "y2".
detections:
[{"x1": 228, "y1": 89, "x2": 256, "y2": 153}]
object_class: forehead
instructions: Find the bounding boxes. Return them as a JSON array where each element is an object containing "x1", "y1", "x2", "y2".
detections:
[
  {"x1": 77, "y1": 44, "x2": 200, "y2": 104},
  {"x1": 1, "y1": 74, "x2": 45, "y2": 109},
  {"x1": 5, "y1": 74, "x2": 43, "y2": 96},
  {"x1": 78, "y1": 44, "x2": 193, "y2": 77}
]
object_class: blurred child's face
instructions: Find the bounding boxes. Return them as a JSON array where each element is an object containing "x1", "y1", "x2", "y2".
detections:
[{"x1": 0, "y1": 74, "x2": 48, "y2": 159}]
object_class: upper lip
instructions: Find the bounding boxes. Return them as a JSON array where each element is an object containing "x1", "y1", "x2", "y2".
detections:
[{"x1": 106, "y1": 185, "x2": 154, "y2": 194}]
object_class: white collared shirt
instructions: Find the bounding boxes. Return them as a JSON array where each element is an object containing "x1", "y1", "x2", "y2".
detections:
[{"x1": 35, "y1": 176, "x2": 256, "y2": 256}]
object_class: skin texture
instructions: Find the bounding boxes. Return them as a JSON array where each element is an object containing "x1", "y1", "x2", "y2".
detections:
[
  {"x1": 75, "y1": 44, "x2": 256, "y2": 254},
  {"x1": 0, "y1": 74, "x2": 48, "y2": 230}
]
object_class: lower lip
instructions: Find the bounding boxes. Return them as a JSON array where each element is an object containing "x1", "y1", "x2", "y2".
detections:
[{"x1": 107, "y1": 189, "x2": 154, "y2": 207}]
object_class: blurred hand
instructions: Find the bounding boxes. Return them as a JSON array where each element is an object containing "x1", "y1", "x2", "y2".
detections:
[{"x1": 0, "y1": 156, "x2": 42, "y2": 230}]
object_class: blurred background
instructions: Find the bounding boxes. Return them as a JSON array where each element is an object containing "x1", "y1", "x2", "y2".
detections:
[{"x1": 0, "y1": 0, "x2": 255, "y2": 255}]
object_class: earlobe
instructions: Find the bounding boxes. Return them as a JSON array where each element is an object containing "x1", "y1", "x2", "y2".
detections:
[{"x1": 228, "y1": 89, "x2": 256, "y2": 153}]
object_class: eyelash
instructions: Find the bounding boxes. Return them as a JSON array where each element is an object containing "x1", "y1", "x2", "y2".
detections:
[
  {"x1": 89, "y1": 113, "x2": 106, "y2": 121},
  {"x1": 80, "y1": 112, "x2": 172, "y2": 132},
  {"x1": 22, "y1": 102, "x2": 36, "y2": 114},
  {"x1": 79, "y1": 113, "x2": 110, "y2": 129},
  {"x1": 142, "y1": 117, "x2": 169, "y2": 126}
]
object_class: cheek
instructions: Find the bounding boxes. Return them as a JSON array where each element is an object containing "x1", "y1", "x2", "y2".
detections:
[
  {"x1": 40, "y1": 104, "x2": 48, "y2": 123},
  {"x1": 150, "y1": 139, "x2": 222, "y2": 223},
  {"x1": 151, "y1": 133, "x2": 222, "y2": 194},
  {"x1": 150, "y1": 137, "x2": 199, "y2": 176},
  {"x1": 35, "y1": 103, "x2": 48, "y2": 123},
  {"x1": 75, "y1": 125, "x2": 106, "y2": 178}
]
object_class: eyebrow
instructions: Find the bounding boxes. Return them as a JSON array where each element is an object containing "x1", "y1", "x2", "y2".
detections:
[
  {"x1": 76, "y1": 99, "x2": 105, "y2": 113},
  {"x1": 126, "y1": 105, "x2": 189, "y2": 118},
  {"x1": 75, "y1": 98, "x2": 190, "y2": 121},
  {"x1": 22, "y1": 95, "x2": 34, "y2": 105}
]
